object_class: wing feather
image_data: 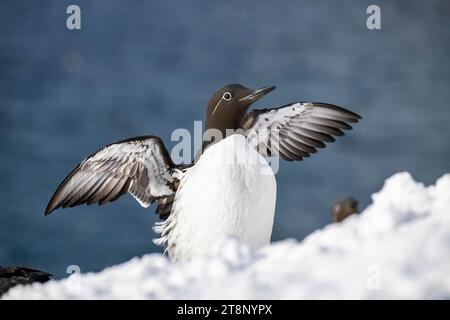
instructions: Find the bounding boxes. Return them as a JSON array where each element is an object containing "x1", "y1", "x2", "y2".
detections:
[
  {"x1": 241, "y1": 102, "x2": 361, "y2": 161},
  {"x1": 45, "y1": 135, "x2": 177, "y2": 215}
]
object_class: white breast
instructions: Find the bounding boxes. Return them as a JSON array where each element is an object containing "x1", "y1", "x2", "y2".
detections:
[{"x1": 156, "y1": 134, "x2": 277, "y2": 262}]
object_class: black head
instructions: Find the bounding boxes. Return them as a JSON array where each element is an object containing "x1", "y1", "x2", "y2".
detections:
[
  {"x1": 332, "y1": 197, "x2": 359, "y2": 223},
  {"x1": 205, "y1": 83, "x2": 276, "y2": 133}
]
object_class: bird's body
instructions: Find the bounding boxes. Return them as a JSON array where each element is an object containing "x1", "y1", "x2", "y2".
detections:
[
  {"x1": 0, "y1": 266, "x2": 52, "y2": 296},
  {"x1": 45, "y1": 83, "x2": 361, "y2": 262},
  {"x1": 154, "y1": 134, "x2": 276, "y2": 262}
]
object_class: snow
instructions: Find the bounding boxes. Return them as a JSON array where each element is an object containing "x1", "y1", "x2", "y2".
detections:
[{"x1": 3, "y1": 172, "x2": 450, "y2": 299}]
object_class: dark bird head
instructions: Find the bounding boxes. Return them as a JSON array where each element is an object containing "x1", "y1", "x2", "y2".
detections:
[
  {"x1": 332, "y1": 197, "x2": 359, "y2": 223},
  {"x1": 205, "y1": 83, "x2": 276, "y2": 134}
]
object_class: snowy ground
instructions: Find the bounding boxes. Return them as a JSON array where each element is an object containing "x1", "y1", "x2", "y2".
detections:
[{"x1": 3, "y1": 172, "x2": 450, "y2": 299}]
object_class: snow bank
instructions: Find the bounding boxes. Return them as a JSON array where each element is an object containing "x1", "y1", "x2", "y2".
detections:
[{"x1": 4, "y1": 172, "x2": 450, "y2": 299}]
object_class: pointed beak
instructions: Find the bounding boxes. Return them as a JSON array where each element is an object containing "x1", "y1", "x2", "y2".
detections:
[{"x1": 239, "y1": 85, "x2": 276, "y2": 103}]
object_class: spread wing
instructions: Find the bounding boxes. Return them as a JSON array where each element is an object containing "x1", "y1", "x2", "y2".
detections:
[
  {"x1": 241, "y1": 102, "x2": 361, "y2": 161},
  {"x1": 45, "y1": 135, "x2": 177, "y2": 215}
]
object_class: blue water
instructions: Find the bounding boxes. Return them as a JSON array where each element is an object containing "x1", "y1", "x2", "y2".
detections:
[{"x1": 1, "y1": 0, "x2": 449, "y2": 278}]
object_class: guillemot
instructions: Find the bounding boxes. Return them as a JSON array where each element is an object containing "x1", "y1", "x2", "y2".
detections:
[
  {"x1": 45, "y1": 84, "x2": 361, "y2": 262},
  {"x1": 0, "y1": 266, "x2": 52, "y2": 295},
  {"x1": 332, "y1": 197, "x2": 359, "y2": 223}
]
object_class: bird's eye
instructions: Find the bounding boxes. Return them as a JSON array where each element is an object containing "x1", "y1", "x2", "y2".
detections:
[{"x1": 222, "y1": 92, "x2": 232, "y2": 101}]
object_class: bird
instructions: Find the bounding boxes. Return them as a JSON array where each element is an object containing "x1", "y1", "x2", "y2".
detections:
[
  {"x1": 332, "y1": 197, "x2": 359, "y2": 223},
  {"x1": 0, "y1": 266, "x2": 52, "y2": 296},
  {"x1": 45, "y1": 84, "x2": 361, "y2": 262}
]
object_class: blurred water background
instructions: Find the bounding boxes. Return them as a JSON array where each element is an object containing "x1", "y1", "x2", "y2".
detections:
[{"x1": 0, "y1": 0, "x2": 449, "y2": 278}]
